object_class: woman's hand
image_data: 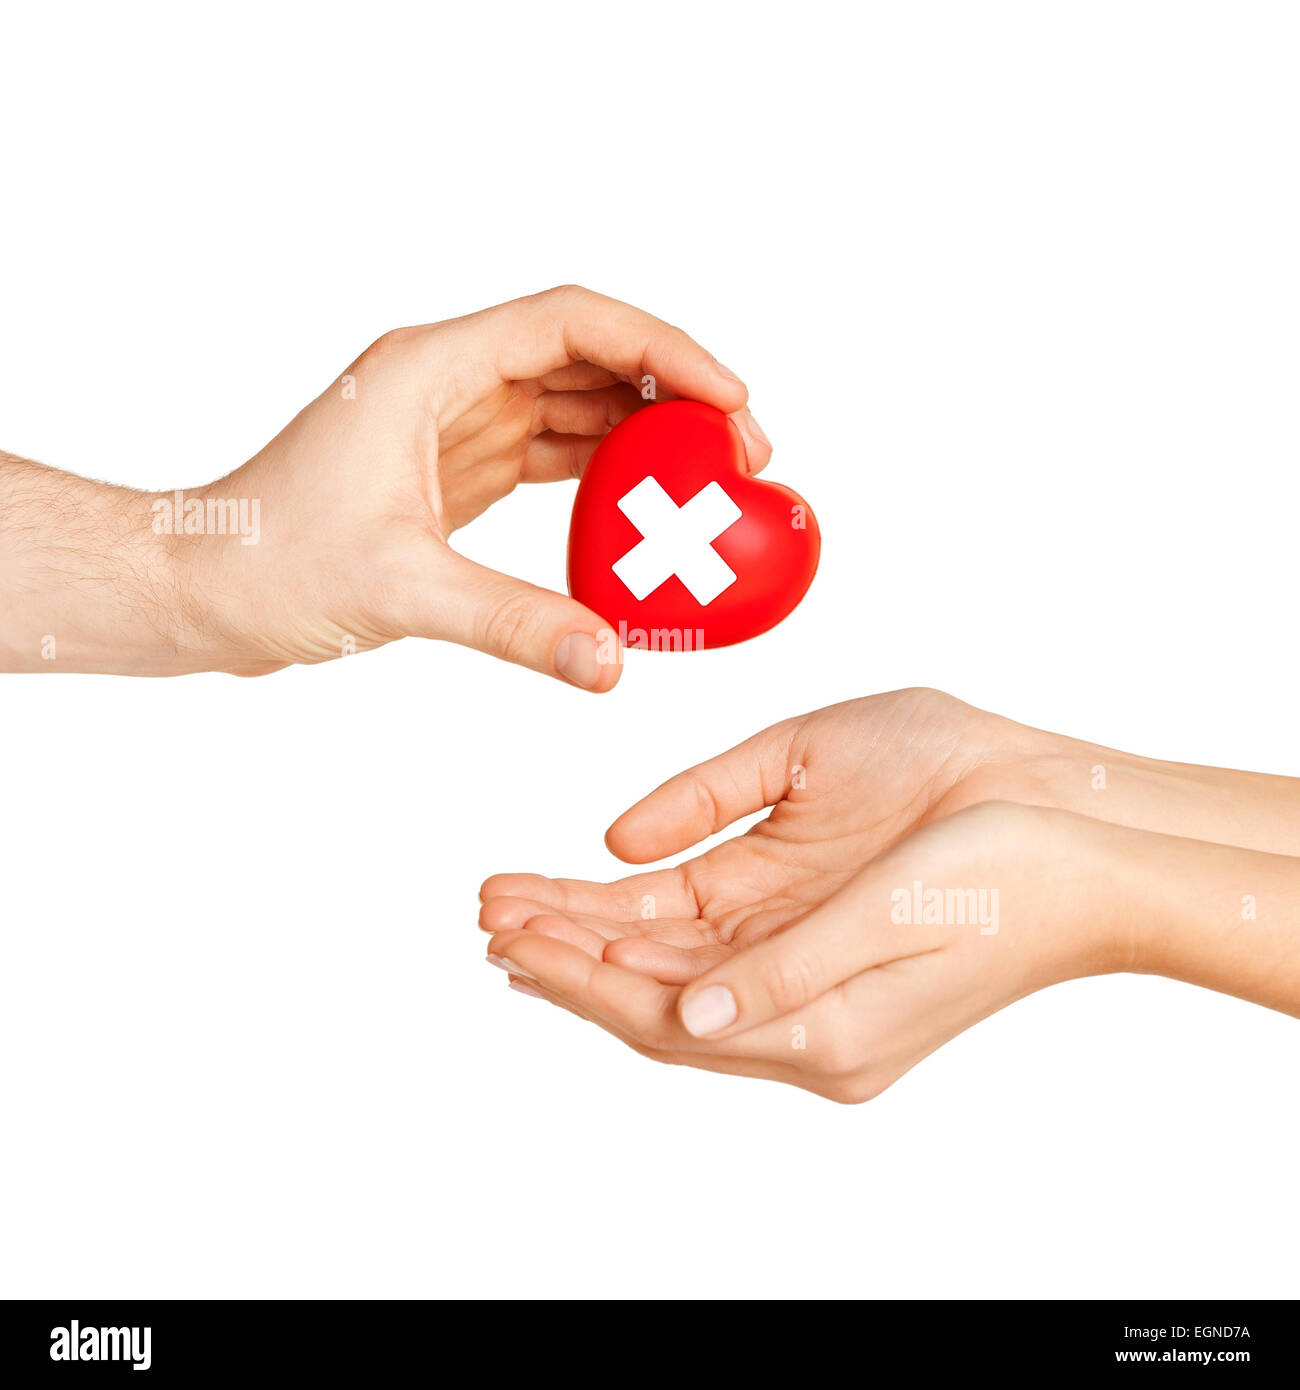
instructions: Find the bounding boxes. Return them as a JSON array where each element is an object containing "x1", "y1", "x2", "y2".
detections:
[
  {"x1": 485, "y1": 802, "x2": 1133, "y2": 1101},
  {"x1": 481, "y1": 690, "x2": 1300, "y2": 1101},
  {"x1": 480, "y1": 689, "x2": 1028, "y2": 976},
  {"x1": 2, "y1": 285, "x2": 769, "y2": 682},
  {"x1": 480, "y1": 683, "x2": 1300, "y2": 987}
]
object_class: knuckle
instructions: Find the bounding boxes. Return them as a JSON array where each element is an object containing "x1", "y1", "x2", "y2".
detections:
[
  {"x1": 757, "y1": 949, "x2": 817, "y2": 1015},
  {"x1": 901, "y1": 685, "x2": 958, "y2": 716},
  {"x1": 364, "y1": 325, "x2": 419, "y2": 359},
  {"x1": 822, "y1": 1072, "x2": 883, "y2": 1106},
  {"x1": 601, "y1": 390, "x2": 629, "y2": 427},
  {"x1": 562, "y1": 437, "x2": 589, "y2": 479},
  {"x1": 542, "y1": 282, "x2": 590, "y2": 304},
  {"x1": 480, "y1": 592, "x2": 544, "y2": 665},
  {"x1": 689, "y1": 773, "x2": 724, "y2": 835}
]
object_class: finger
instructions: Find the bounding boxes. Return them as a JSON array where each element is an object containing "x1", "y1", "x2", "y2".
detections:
[
  {"x1": 491, "y1": 285, "x2": 749, "y2": 415},
  {"x1": 479, "y1": 894, "x2": 613, "y2": 938},
  {"x1": 533, "y1": 384, "x2": 644, "y2": 437},
  {"x1": 730, "y1": 408, "x2": 773, "y2": 474},
  {"x1": 673, "y1": 869, "x2": 940, "y2": 1040},
  {"x1": 535, "y1": 362, "x2": 620, "y2": 391},
  {"x1": 416, "y1": 547, "x2": 621, "y2": 691},
  {"x1": 527, "y1": 402, "x2": 769, "y2": 482},
  {"x1": 520, "y1": 431, "x2": 602, "y2": 482},
  {"x1": 520, "y1": 913, "x2": 613, "y2": 957},
  {"x1": 488, "y1": 926, "x2": 679, "y2": 1050},
  {"x1": 525, "y1": 909, "x2": 709, "y2": 958},
  {"x1": 605, "y1": 717, "x2": 802, "y2": 863},
  {"x1": 535, "y1": 373, "x2": 770, "y2": 477},
  {"x1": 478, "y1": 896, "x2": 623, "y2": 957},
  {"x1": 479, "y1": 868, "x2": 699, "y2": 922},
  {"x1": 532, "y1": 360, "x2": 774, "y2": 473},
  {"x1": 602, "y1": 934, "x2": 729, "y2": 984},
  {"x1": 494, "y1": 958, "x2": 808, "y2": 1088},
  {"x1": 490, "y1": 925, "x2": 806, "y2": 1069}
]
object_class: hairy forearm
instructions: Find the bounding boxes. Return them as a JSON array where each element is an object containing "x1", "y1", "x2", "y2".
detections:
[{"x1": 0, "y1": 451, "x2": 204, "y2": 674}]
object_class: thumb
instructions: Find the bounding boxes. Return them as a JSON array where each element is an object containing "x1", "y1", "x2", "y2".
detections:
[
  {"x1": 675, "y1": 869, "x2": 915, "y2": 1039},
  {"x1": 414, "y1": 548, "x2": 622, "y2": 690}
]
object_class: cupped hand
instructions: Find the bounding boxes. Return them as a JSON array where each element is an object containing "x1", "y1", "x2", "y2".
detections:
[
  {"x1": 481, "y1": 688, "x2": 1300, "y2": 1101},
  {"x1": 484, "y1": 798, "x2": 1127, "y2": 1102},
  {"x1": 479, "y1": 688, "x2": 1037, "y2": 980},
  {"x1": 176, "y1": 285, "x2": 770, "y2": 681},
  {"x1": 478, "y1": 688, "x2": 1111, "y2": 1101}
]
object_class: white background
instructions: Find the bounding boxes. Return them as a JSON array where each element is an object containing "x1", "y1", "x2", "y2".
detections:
[{"x1": 2, "y1": 1, "x2": 1297, "y2": 1299}]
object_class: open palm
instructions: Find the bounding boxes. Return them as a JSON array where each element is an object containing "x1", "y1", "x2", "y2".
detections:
[{"x1": 480, "y1": 688, "x2": 1026, "y2": 980}]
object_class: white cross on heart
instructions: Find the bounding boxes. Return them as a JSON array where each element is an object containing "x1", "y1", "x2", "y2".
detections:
[{"x1": 611, "y1": 476, "x2": 743, "y2": 606}]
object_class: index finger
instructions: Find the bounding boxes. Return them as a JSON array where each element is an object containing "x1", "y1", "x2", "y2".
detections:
[
  {"x1": 492, "y1": 285, "x2": 750, "y2": 414},
  {"x1": 606, "y1": 716, "x2": 802, "y2": 863}
]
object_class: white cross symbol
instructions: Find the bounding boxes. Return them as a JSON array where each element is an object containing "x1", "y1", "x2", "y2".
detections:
[{"x1": 611, "y1": 475, "x2": 743, "y2": 606}]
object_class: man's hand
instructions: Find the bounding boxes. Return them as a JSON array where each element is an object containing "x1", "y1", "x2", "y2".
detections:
[{"x1": 1, "y1": 285, "x2": 769, "y2": 682}]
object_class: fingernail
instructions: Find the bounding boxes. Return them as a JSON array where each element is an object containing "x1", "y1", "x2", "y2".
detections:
[
  {"x1": 681, "y1": 984, "x2": 737, "y2": 1037},
  {"x1": 487, "y1": 953, "x2": 536, "y2": 980},
  {"x1": 509, "y1": 979, "x2": 546, "y2": 1000},
  {"x1": 714, "y1": 360, "x2": 743, "y2": 384},
  {"x1": 739, "y1": 408, "x2": 770, "y2": 449},
  {"x1": 554, "y1": 631, "x2": 601, "y2": 689}
]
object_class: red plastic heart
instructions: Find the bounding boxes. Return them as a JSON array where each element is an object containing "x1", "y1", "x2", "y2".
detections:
[{"x1": 567, "y1": 400, "x2": 819, "y2": 651}]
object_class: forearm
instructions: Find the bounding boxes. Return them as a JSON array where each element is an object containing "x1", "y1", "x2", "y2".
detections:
[
  {"x1": 977, "y1": 714, "x2": 1300, "y2": 857},
  {"x1": 0, "y1": 451, "x2": 206, "y2": 675},
  {"x1": 1092, "y1": 816, "x2": 1300, "y2": 1016}
]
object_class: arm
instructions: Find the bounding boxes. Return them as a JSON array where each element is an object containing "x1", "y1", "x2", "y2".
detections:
[
  {"x1": 0, "y1": 452, "x2": 197, "y2": 675},
  {"x1": 1, "y1": 286, "x2": 769, "y2": 682},
  {"x1": 960, "y1": 715, "x2": 1300, "y2": 856},
  {"x1": 479, "y1": 690, "x2": 1300, "y2": 1101},
  {"x1": 485, "y1": 804, "x2": 1300, "y2": 1103},
  {"x1": 1120, "y1": 816, "x2": 1300, "y2": 1012}
]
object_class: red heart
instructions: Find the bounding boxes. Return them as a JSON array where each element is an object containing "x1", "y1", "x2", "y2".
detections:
[{"x1": 567, "y1": 400, "x2": 819, "y2": 651}]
